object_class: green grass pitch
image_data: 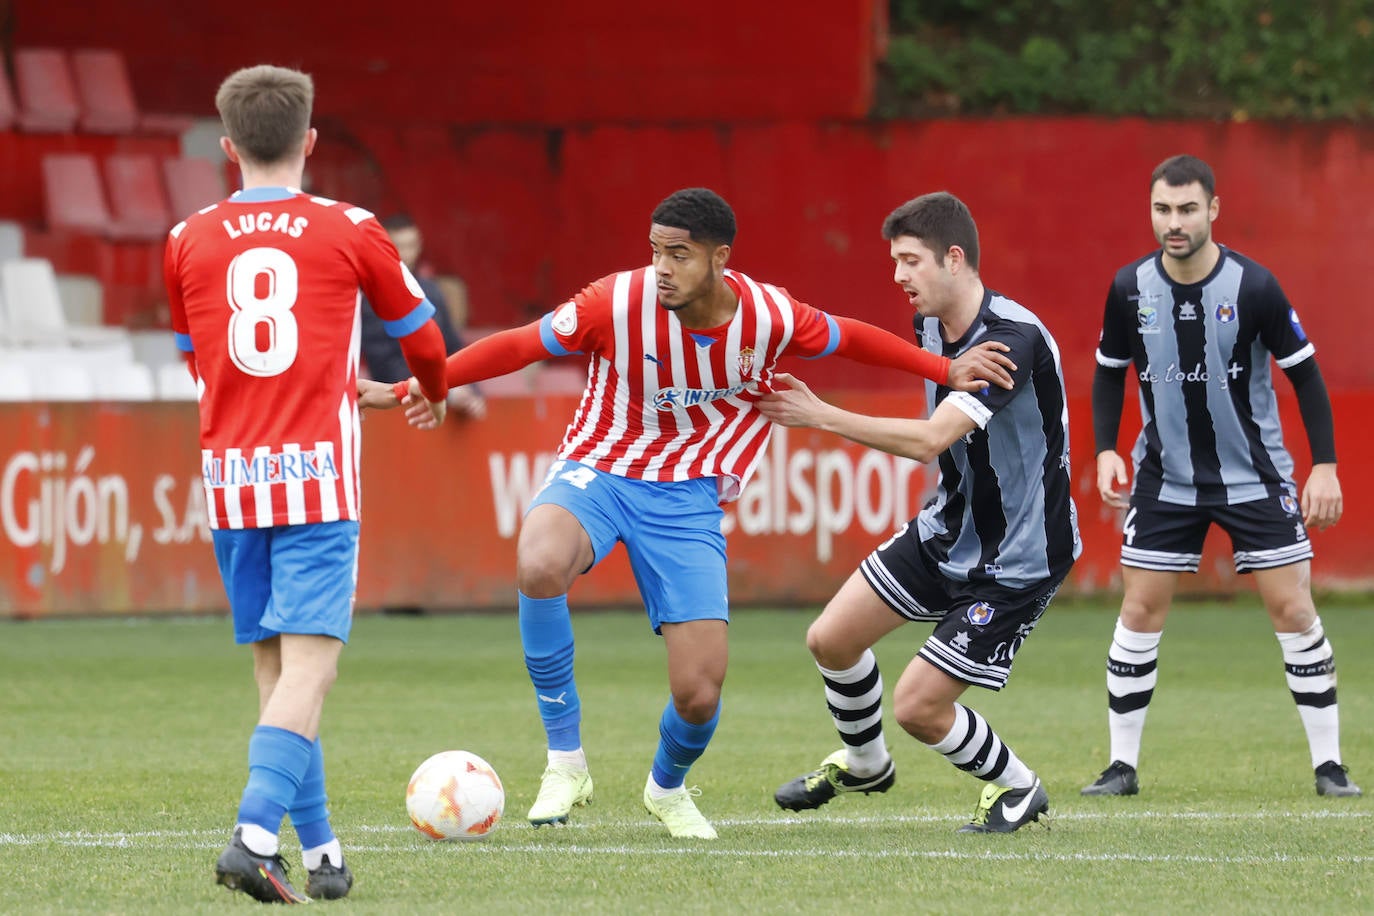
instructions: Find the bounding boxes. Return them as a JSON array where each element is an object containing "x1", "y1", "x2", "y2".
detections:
[{"x1": 2, "y1": 600, "x2": 1371, "y2": 913}]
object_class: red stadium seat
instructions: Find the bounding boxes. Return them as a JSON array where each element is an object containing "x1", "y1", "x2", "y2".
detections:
[
  {"x1": 71, "y1": 49, "x2": 139, "y2": 134},
  {"x1": 104, "y1": 153, "x2": 172, "y2": 240},
  {"x1": 162, "y1": 156, "x2": 227, "y2": 218},
  {"x1": 14, "y1": 48, "x2": 80, "y2": 132},
  {"x1": 42, "y1": 153, "x2": 114, "y2": 234},
  {"x1": 0, "y1": 56, "x2": 17, "y2": 131}
]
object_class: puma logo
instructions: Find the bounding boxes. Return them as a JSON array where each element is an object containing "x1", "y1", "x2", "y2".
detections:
[{"x1": 537, "y1": 691, "x2": 568, "y2": 705}]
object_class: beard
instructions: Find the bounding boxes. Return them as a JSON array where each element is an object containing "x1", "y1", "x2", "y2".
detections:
[{"x1": 1160, "y1": 230, "x2": 1208, "y2": 260}]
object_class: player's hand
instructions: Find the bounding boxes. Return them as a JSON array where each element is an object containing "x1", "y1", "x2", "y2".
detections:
[
  {"x1": 424, "y1": 397, "x2": 447, "y2": 427},
  {"x1": 358, "y1": 378, "x2": 401, "y2": 411},
  {"x1": 396, "y1": 378, "x2": 447, "y2": 429},
  {"x1": 756, "y1": 373, "x2": 834, "y2": 429},
  {"x1": 448, "y1": 384, "x2": 487, "y2": 420},
  {"x1": 1096, "y1": 450, "x2": 1129, "y2": 509},
  {"x1": 1301, "y1": 463, "x2": 1342, "y2": 530},
  {"x1": 948, "y1": 341, "x2": 1015, "y2": 392}
]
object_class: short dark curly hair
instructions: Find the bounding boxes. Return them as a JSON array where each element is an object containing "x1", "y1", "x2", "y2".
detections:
[{"x1": 651, "y1": 188, "x2": 737, "y2": 246}]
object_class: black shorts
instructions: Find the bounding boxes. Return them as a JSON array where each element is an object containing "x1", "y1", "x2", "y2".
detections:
[
  {"x1": 1120, "y1": 491, "x2": 1312, "y2": 573},
  {"x1": 859, "y1": 528, "x2": 1064, "y2": 691}
]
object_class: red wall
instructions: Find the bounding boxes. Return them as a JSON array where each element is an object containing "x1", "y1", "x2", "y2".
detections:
[
  {"x1": 328, "y1": 119, "x2": 1374, "y2": 396},
  {"x1": 17, "y1": 1, "x2": 885, "y2": 123}
]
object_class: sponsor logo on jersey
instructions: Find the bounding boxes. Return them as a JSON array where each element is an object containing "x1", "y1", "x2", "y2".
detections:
[
  {"x1": 552, "y1": 301, "x2": 578, "y2": 336},
  {"x1": 1178, "y1": 301, "x2": 1198, "y2": 321},
  {"x1": 1215, "y1": 299, "x2": 1237, "y2": 323},
  {"x1": 202, "y1": 449, "x2": 340, "y2": 488},
  {"x1": 949, "y1": 631, "x2": 972, "y2": 654},
  {"x1": 737, "y1": 346, "x2": 756, "y2": 378},
  {"x1": 1136, "y1": 304, "x2": 1160, "y2": 334},
  {"x1": 652, "y1": 382, "x2": 753, "y2": 411},
  {"x1": 966, "y1": 601, "x2": 996, "y2": 626}
]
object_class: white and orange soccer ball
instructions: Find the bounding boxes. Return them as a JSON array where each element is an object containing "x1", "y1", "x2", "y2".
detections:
[{"x1": 405, "y1": 750, "x2": 505, "y2": 841}]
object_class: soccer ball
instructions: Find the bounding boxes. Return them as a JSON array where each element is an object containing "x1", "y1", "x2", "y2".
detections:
[{"x1": 405, "y1": 750, "x2": 505, "y2": 841}]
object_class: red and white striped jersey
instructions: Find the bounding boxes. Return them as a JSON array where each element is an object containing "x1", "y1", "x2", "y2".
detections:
[
  {"x1": 164, "y1": 187, "x2": 439, "y2": 530},
  {"x1": 540, "y1": 267, "x2": 839, "y2": 502}
]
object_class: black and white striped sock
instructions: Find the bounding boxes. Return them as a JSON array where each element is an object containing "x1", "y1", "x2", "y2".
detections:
[
  {"x1": 925, "y1": 702, "x2": 1034, "y2": 789},
  {"x1": 1277, "y1": 617, "x2": 1341, "y2": 768},
  {"x1": 818, "y1": 649, "x2": 890, "y2": 777},
  {"x1": 1106, "y1": 618, "x2": 1161, "y2": 768}
]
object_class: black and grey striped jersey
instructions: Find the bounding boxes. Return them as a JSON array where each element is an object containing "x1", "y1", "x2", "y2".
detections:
[
  {"x1": 916, "y1": 289, "x2": 1081, "y2": 588},
  {"x1": 1095, "y1": 246, "x2": 1313, "y2": 506}
]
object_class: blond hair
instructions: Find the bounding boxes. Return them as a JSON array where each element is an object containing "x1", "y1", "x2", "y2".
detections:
[{"x1": 215, "y1": 65, "x2": 314, "y2": 165}]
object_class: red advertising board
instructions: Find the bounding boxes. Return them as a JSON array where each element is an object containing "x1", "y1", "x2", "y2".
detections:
[{"x1": 3, "y1": 392, "x2": 1370, "y2": 619}]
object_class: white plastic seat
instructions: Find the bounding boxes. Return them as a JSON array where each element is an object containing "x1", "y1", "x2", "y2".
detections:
[
  {"x1": 130, "y1": 328, "x2": 182, "y2": 369},
  {"x1": 0, "y1": 257, "x2": 128, "y2": 348},
  {"x1": 157, "y1": 362, "x2": 200, "y2": 401},
  {"x1": 94, "y1": 362, "x2": 155, "y2": 401},
  {"x1": 0, "y1": 363, "x2": 33, "y2": 400},
  {"x1": 0, "y1": 220, "x2": 23, "y2": 262},
  {"x1": 36, "y1": 364, "x2": 96, "y2": 401},
  {"x1": 54, "y1": 274, "x2": 103, "y2": 326}
]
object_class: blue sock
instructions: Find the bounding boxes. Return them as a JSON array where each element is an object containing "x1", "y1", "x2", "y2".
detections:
[
  {"x1": 238, "y1": 725, "x2": 314, "y2": 833},
  {"x1": 288, "y1": 738, "x2": 334, "y2": 850},
  {"x1": 651, "y1": 700, "x2": 720, "y2": 789},
  {"x1": 519, "y1": 591, "x2": 582, "y2": 751}
]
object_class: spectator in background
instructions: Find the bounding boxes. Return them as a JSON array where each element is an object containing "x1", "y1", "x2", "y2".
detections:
[{"x1": 362, "y1": 214, "x2": 485, "y2": 418}]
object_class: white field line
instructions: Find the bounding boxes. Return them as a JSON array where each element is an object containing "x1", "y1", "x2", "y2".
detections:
[{"x1": 4, "y1": 808, "x2": 1373, "y2": 867}]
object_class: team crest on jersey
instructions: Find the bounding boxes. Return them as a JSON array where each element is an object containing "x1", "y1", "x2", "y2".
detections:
[
  {"x1": 966, "y1": 601, "x2": 996, "y2": 626},
  {"x1": 1280, "y1": 494, "x2": 1299, "y2": 515},
  {"x1": 1215, "y1": 299, "x2": 1237, "y2": 323},
  {"x1": 552, "y1": 301, "x2": 578, "y2": 336},
  {"x1": 1289, "y1": 308, "x2": 1308, "y2": 341},
  {"x1": 737, "y1": 346, "x2": 756, "y2": 378},
  {"x1": 1178, "y1": 301, "x2": 1198, "y2": 321},
  {"x1": 1136, "y1": 305, "x2": 1160, "y2": 334}
]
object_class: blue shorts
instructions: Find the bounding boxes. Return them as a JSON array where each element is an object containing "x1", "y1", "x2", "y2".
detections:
[
  {"x1": 529, "y1": 461, "x2": 728, "y2": 633},
  {"x1": 212, "y1": 520, "x2": 360, "y2": 645}
]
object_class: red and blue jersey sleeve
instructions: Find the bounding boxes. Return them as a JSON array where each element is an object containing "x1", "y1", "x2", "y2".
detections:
[
  {"x1": 349, "y1": 214, "x2": 447, "y2": 401},
  {"x1": 539, "y1": 275, "x2": 613, "y2": 357}
]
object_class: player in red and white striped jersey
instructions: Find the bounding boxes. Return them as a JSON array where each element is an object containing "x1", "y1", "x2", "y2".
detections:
[
  {"x1": 165, "y1": 65, "x2": 448, "y2": 903},
  {"x1": 361, "y1": 188, "x2": 1015, "y2": 838}
]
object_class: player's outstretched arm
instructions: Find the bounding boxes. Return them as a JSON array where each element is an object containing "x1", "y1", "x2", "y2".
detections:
[
  {"x1": 358, "y1": 378, "x2": 402, "y2": 410},
  {"x1": 828, "y1": 316, "x2": 1013, "y2": 391},
  {"x1": 757, "y1": 372, "x2": 976, "y2": 463},
  {"x1": 948, "y1": 342, "x2": 1016, "y2": 391}
]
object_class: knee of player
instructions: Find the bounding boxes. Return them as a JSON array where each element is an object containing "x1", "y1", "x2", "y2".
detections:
[
  {"x1": 671, "y1": 686, "x2": 722, "y2": 724},
  {"x1": 804, "y1": 620, "x2": 863, "y2": 669},
  {"x1": 891, "y1": 690, "x2": 947, "y2": 743},
  {"x1": 515, "y1": 553, "x2": 579, "y2": 597}
]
